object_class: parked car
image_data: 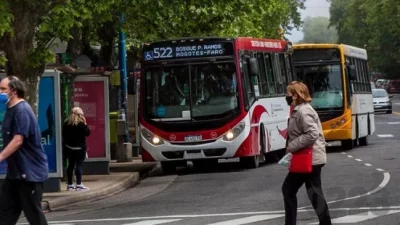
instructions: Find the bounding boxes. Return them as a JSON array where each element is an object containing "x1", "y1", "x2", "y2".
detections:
[{"x1": 372, "y1": 88, "x2": 393, "y2": 114}]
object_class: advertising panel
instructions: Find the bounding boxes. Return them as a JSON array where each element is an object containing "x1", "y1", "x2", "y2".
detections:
[
  {"x1": 73, "y1": 76, "x2": 110, "y2": 161},
  {"x1": 38, "y1": 76, "x2": 57, "y2": 173}
]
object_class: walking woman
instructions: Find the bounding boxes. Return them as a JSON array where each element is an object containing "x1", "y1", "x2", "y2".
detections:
[
  {"x1": 282, "y1": 81, "x2": 332, "y2": 225},
  {"x1": 63, "y1": 107, "x2": 91, "y2": 191}
]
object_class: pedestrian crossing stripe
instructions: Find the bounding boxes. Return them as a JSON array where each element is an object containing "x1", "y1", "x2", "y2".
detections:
[
  {"x1": 309, "y1": 210, "x2": 400, "y2": 224},
  {"x1": 122, "y1": 219, "x2": 182, "y2": 225},
  {"x1": 207, "y1": 214, "x2": 284, "y2": 225},
  {"x1": 24, "y1": 209, "x2": 400, "y2": 225}
]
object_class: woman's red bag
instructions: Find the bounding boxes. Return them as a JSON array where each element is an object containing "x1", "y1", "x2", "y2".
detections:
[{"x1": 289, "y1": 145, "x2": 313, "y2": 173}]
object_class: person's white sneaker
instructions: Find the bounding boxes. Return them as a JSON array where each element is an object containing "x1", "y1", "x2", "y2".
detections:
[
  {"x1": 76, "y1": 184, "x2": 89, "y2": 191},
  {"x1": 66, "y1": 184, "x2": 75, "y2": 191}
]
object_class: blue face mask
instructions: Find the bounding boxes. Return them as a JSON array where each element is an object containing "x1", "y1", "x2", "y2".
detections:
[{"x1": 0, "y1": 93, "x2": 8, "y2": 104}]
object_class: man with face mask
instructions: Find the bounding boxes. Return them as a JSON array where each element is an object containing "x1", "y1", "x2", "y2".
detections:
[{"x1": 0, "y1": 76, "x2": 48, "y2": 225}]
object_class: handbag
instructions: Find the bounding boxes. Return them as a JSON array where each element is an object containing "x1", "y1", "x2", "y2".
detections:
[
  {"x1": 286, "y1": 106, "x2": 313, "y2": 173},
  {"x1": 289, "y1": 145, "x2": 313, "y2": 173}
]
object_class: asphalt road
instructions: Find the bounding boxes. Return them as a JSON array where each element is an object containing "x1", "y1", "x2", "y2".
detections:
[{"x1": 18, "y1": 97, "x2": 400, "y2": 225}]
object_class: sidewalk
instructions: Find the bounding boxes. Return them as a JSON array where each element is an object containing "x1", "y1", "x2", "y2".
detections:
[{"x1": 42, "y1": 158, "x2": 157, "y2": 212}]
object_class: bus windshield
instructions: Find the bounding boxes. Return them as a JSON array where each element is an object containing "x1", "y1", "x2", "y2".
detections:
[
  {"x1": 143, "y1": 62, "x2": 239, "y2": 121},
  {"x1": 296, "y1": 64, "x2": 343, "y2": 109}
]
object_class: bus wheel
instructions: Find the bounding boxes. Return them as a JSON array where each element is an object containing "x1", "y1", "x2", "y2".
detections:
[
  {"x1": 161, "y1": 161, "x2": 176, "y2": 174},
  {"x1": 240, "y1": 155, "x2": 259, "y2": 169},
  {"x1": 359, "y1": 136, "x2": 368, "y2": 146},
  {"x1": 341, "y1": 139, "x2": 354, "y2": 150}
]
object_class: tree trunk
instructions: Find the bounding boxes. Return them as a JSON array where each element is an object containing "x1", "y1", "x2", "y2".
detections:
[{"x1": 23, "y1": 74, "x2": 42, "y2": 115}]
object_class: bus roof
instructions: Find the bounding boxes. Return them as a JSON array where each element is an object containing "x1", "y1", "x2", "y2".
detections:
[
  {"x1": 143, "y1": 37, "x2": 234, "y2": 46},
  {"x1": 144, "y1": 37, "x2": 289, "y2": 47},
  {"x1": 293, "y1": 43, "x2": 368, "y2": 60},
  {"x1": 341, "y1": 44, "x2": 368, "y2": 60}
]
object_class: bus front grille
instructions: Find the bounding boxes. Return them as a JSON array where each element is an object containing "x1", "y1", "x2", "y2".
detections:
[
  {"x1": 317, "y1": 110, "x2": 344, "y2": 123},
  {"x1": 161, "y1": 148, "x2": 227, "y2": 159}
]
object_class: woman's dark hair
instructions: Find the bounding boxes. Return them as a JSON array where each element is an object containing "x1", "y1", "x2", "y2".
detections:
[{"x1": 7, "y1": 76, "x2": 26, "y2": 98}]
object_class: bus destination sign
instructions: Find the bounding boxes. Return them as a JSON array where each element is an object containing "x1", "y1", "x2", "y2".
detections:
[{"x1": 143, "y1": 42, "x2": 234, "y2": 61}]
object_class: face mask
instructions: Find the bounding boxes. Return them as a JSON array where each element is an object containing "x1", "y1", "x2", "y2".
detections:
[
  {"x1": 0, "y1": 92, "x2": 13, "y2": 105},
  {"x1": 0, "y1": 93, "x2": 8, "y2": 104},
  {"x1": 285, "y1": 96, "x2": 293, "y2": 106}
]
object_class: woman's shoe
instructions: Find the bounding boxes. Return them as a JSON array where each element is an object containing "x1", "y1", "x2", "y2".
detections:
[
  {"x1": 76, "y1": 184, "x2": 89, "y2": 191},
  {"x1": 67, "y1": 184, "x2": 75, "y2": 191}
]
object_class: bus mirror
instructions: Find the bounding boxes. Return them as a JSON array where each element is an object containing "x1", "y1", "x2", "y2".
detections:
[{"x1": 249, "y1": 57, "x2": 259, "y2": 77}]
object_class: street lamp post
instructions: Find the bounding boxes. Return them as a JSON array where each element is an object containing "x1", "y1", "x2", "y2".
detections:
[{"x1": 118, "y1": 12, "x2": 129, "y2": 143}]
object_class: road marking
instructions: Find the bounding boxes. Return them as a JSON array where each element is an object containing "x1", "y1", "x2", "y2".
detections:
[
  {"x1": 309, "y1": 210, "x2": 400, "y2": 224},
  {"x1": 347, "y1": 155, "x2": 353, "y2": 158},
  {"x1": 377, "y1": 168, "x2": 385, "y2": 172},
  {"x1": 299, "y1": 172, "x2": 390, "y2": 209},
  {"x1": 207, "y1": 214, "x2": 284, "y2": 225},
  {"x1": 364, "y1": 163, "x2": 372, "y2": 167},
  {"x1": 355, "y1": 158, "x2": 362, "y2": 162},
  {"x1": 123, "y1": 219, "x2": 182, "y2": 225},
  {"x1": 377, "y1": 134, "x2": 394, "y2": 138},
  {"x1": 19, "y1": 206, "x2": 400, "y2": 224}
]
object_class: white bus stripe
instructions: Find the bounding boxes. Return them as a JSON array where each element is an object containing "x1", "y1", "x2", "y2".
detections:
[{"x1": 207, "y1": 214, "x2": 284, "y2": 225}]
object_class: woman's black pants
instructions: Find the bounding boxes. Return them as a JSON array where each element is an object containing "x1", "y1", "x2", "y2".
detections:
[
  {"x1": 67, "y1": 149, "x2": 86, "y2": 185},
  {"x1": 282, "y1": 164, "x2": 332, "y2": 225}
]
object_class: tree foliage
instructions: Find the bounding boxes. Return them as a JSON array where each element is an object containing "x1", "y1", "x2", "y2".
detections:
[
  {"x1": 299, "y1": 16, "x2": 338, "y2": 43},
  {"x1": 329, "y1": 0, "x2": 400, "y2": 78},
  {"x1": 124, "y1": 0, "x2": 305, "y2": 44}
]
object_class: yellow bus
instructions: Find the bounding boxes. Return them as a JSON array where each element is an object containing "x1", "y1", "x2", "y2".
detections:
[{"x1": 292, "y1": 44, "x2": 375, "y2": 150}]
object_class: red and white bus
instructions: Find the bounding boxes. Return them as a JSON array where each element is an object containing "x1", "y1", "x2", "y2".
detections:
[{"x1": 139, "y1": 37, "x2": 296, "y2": 173}]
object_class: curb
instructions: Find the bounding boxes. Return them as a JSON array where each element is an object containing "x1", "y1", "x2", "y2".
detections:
[{"x1": 42, "y1": 172, "x2": 140, "y2": 212}]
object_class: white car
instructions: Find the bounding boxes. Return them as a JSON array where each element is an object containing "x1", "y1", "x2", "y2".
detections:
[{"x1": 372, "y1": 88, "x2": 392, "y2": 114}]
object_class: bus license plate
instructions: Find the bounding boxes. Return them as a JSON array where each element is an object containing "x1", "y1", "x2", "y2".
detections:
[{"x1": 185, "y1": 135, "x2": 202, "y2": 141}]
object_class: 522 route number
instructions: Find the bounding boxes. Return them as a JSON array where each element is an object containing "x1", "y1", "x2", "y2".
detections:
[{"x1": 153, "y1": 47, "x2": 173, "y2": 59}]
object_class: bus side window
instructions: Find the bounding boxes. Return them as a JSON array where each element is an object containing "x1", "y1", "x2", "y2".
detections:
[
  {"x1": 285, "y1": 54, "x2": 295, "y2": 81},
  {"x1": 257, "y1": 52, "x2": 268, "y2": 96},
  {"x1": 241, "y1": 53, "x2": 256, "y2": 110},
  {"x1": 264, "y1": 53, "x2": 276, "y2": 96},
  {"x1": 272, "y1": 53, "x2": 284, "y2": 95},
  {"x1": 279, "y1": 53, "x2": 289, "y2": 89},
  {"x1": 345, "y1": 67, "x2": 353, "y2": 107}
]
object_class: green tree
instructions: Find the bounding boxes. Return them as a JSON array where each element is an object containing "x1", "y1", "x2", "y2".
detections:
[
  {"x1": 299, "y1": 16, "x2": 338, "y2": 43},
  {"x1": 329, "y1": 0, "x2": 400, "y2": 78}
]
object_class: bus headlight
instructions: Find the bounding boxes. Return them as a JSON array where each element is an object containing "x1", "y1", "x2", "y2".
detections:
[
  {"x1": 141, "y1": 128, "x2": 164, "y2": 145},
  {"x1": 223, "y1": 122, "x2": 245, "y2": 141},
  {"x1": 330, "y1": 118, "x2": 346, "y2": 129}
]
